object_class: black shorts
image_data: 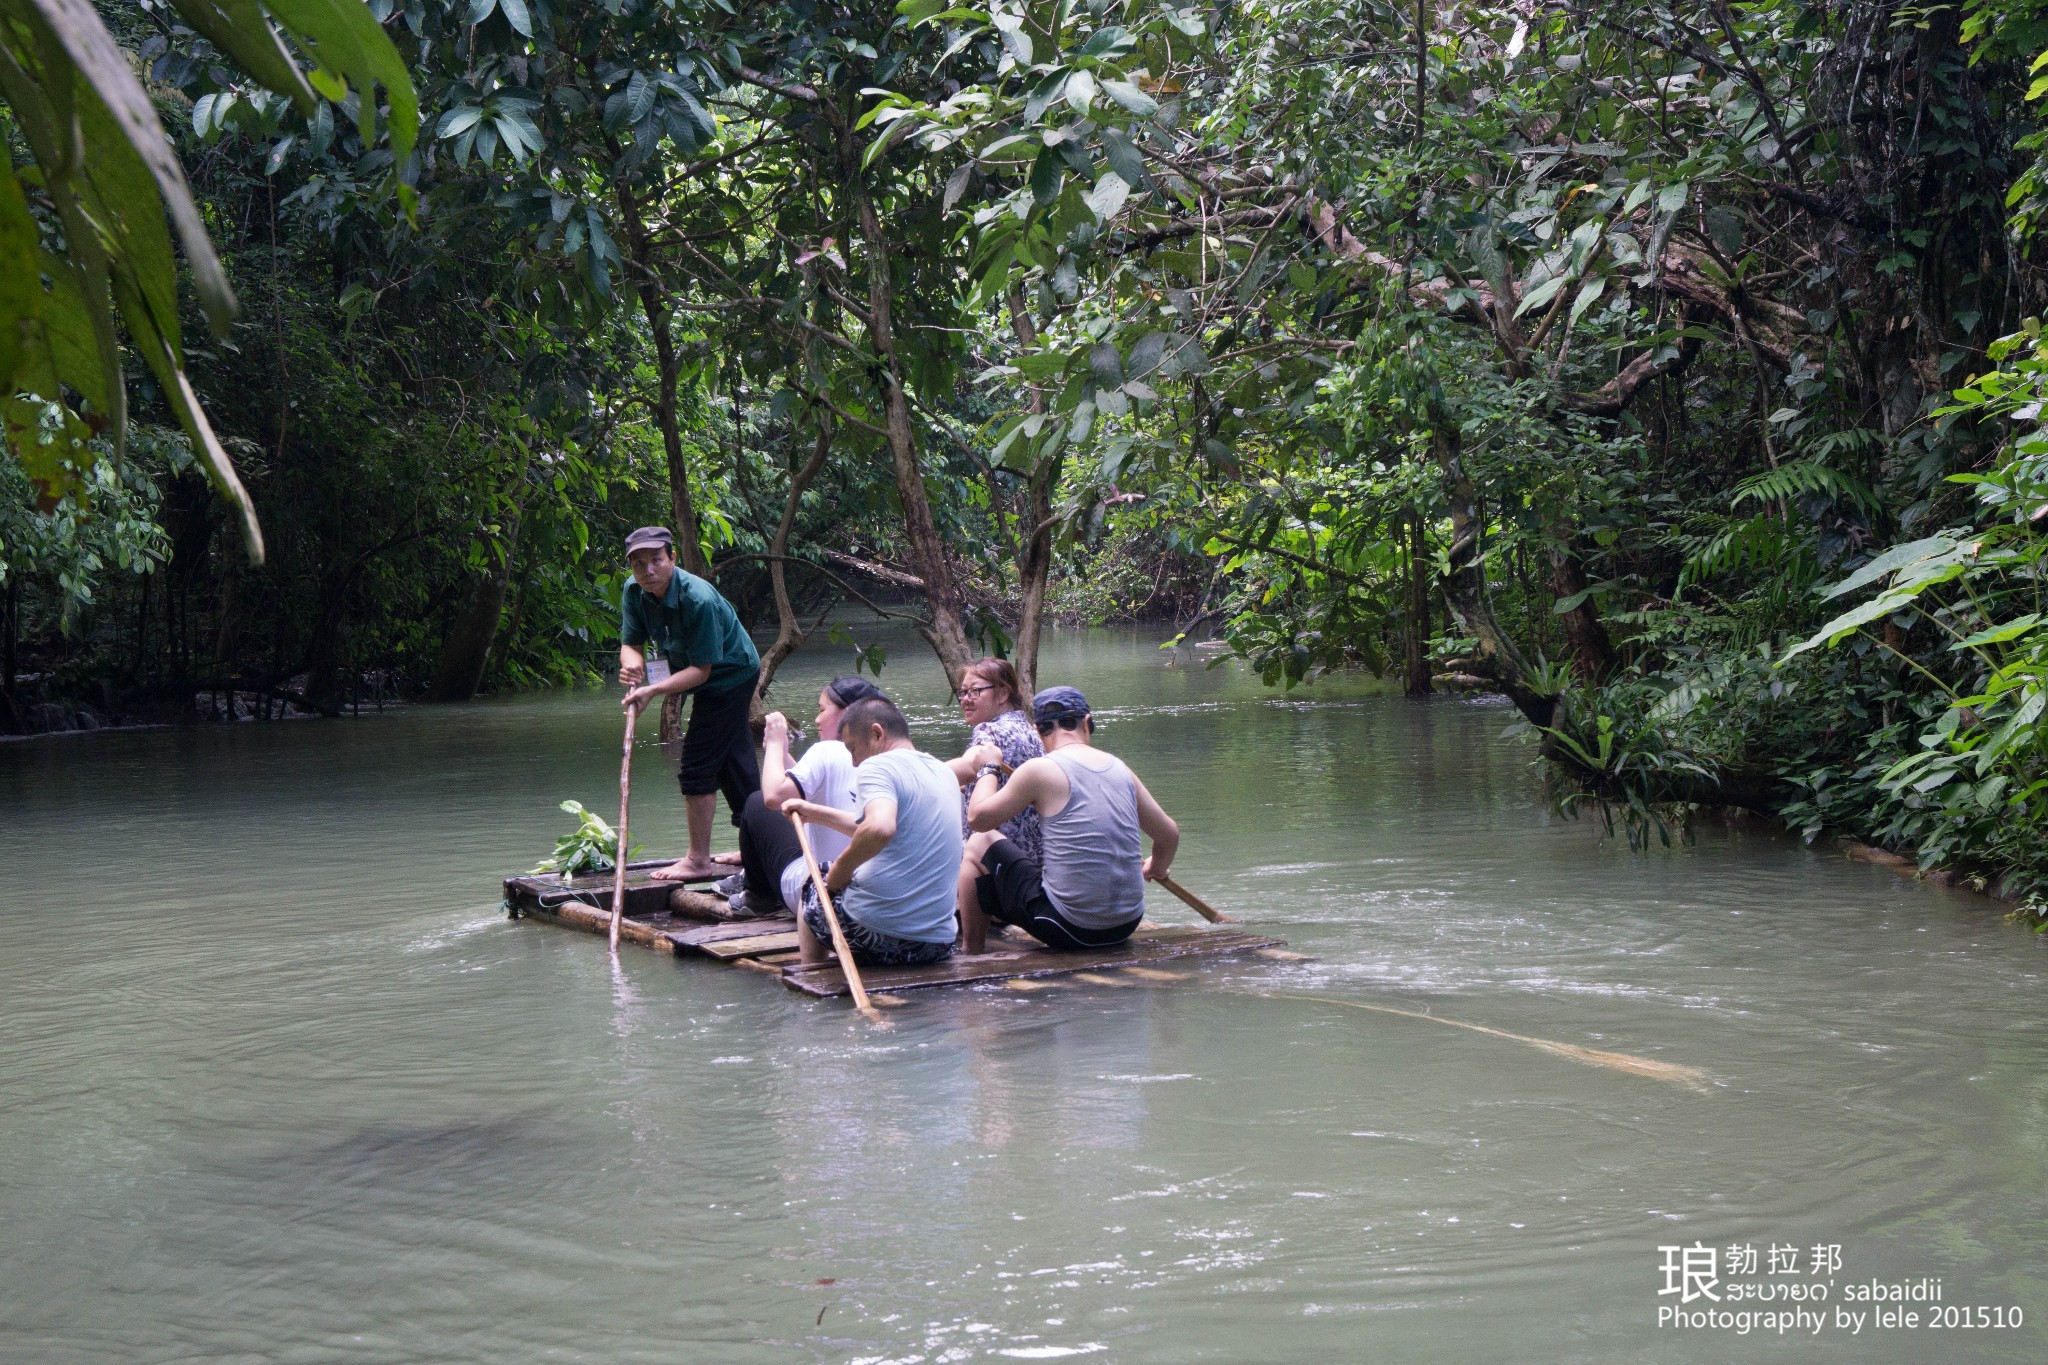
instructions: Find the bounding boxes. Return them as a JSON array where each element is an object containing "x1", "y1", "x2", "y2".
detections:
[
  {"x1": 677, "y1": 674, "x2": 761, "y2": 823},
  {"x1": 974, "y1": 838, "x2": 1141, "y2": 951}
]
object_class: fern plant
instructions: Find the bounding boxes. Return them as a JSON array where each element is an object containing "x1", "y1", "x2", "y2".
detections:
[
  {"x1": 1675, "y1": 514, "x2": 1809, "y2": 598},
  {"x1": 1730, "y1": 457, "x2": 1883, "y2": 515}
]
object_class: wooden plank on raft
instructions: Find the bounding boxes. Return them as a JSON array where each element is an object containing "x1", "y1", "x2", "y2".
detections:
[
  {"x1": 780, "y1": 926, "x2": 1285, "y2": 998},
  {"x1": 695, "y1": 931, "x2": 804, "y2": 961},
  {"x1": 667, "y1": 919, "x2": 796, "y2": 950}
]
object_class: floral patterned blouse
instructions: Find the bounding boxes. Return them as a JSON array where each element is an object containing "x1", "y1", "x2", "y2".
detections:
[{"x1": 966, "y1": 708, "x2": 1044, "y2": 859}]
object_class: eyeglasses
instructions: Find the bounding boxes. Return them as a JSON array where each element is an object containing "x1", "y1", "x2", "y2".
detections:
[{"x1": 956, "y1": 683, "x2": 998, "y2": 700}]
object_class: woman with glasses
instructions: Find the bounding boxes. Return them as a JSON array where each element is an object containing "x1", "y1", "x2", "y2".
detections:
[{"x1": 944, "y1": 658, "x2": 1044, "y2": 862}]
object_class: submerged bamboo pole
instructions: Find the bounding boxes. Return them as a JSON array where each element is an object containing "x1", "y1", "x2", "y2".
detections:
[{"x1": 1238, "y1": 990, "x2": 1713, "y2": 1093}]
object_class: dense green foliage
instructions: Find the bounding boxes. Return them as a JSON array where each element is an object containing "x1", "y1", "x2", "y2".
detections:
[{"x1": 5, "y1": 1, "x2": 2046, "y2": 914}]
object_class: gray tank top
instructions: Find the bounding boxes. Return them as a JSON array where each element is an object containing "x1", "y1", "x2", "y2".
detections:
[{"x1": 1040, "y1": 747, "x2": 1146, "y2": 928}]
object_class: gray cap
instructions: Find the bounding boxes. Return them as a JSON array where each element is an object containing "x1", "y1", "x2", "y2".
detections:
[
  {"x1": 624, "y1": 526, "x2": 673, "y2": 556},
  {"x1": 1032, "y1": 685, "x2": 1090, "y2": 725}
]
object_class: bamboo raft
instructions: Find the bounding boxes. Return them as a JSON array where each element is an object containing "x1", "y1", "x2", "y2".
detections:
[{"x1": 502, "y1": 860, "x2": 1294, "y2": 998}]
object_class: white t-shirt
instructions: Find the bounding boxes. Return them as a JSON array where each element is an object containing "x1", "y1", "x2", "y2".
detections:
[{"x1": 779, "y1": 739, "x2": 859, "y2": 910}]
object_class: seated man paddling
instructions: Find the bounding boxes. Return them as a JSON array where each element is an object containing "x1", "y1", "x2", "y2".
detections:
[
  {"x1": 718, "y1": 676, "x2": 886, "y2": 918},
  {"x1": 958, "y1": 686, "x2": 1179, "y2": 954},
  {"x1": 780, "y1": 696, "x2": 961, "y2": 967}
]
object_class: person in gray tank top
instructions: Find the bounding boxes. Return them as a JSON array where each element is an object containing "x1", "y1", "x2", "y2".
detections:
[{"x1": 956, "y1": 686, "x2": 1182, "y2": 954}]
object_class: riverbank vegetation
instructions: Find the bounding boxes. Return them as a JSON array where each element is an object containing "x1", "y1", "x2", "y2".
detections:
[{"x1": 4, "y1": 2, "x2": 2046, "y2": 910}]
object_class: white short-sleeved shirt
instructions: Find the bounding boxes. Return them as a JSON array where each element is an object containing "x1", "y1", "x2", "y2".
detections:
[{"x1": 779, "y1": 739, "x2": 859, "y2": 911}]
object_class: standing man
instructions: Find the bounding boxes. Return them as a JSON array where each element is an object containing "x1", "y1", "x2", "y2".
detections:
[{"x1": 616, "y1": 526, "x2": 761, "y2": 882}]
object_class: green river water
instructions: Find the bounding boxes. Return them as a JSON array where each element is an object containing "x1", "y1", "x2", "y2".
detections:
[{"x1": 3, "y1": 626, "x2": 2046, "y2": 1362}]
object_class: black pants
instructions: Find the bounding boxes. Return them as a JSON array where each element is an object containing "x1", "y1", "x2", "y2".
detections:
[
  {"x1": 975, "y1": 837, "x2": 1142, "y2": 950},
  {"x1": 736, "y1": 790, "x2": 802, "y2": 906},
  {"x1": 677, "y1": 674, "x2": 760, "y2": 827}
]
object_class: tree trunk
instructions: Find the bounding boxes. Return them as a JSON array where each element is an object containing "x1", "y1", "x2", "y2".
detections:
[
  {"x1": 612, "y1": 172, "x2": 709, "y2": 578},
  {"x1": 642, "y1": 299, "x2": 710, "y2": 578},
  {"x1": 852, "y1": 182, "x2": 974, "y2": 688},
  {"x1": 1546, "y1": 541, "x2": 1617, "y2": 684},
  {"x1": 755, "y1": 416, "x2": 835, "y2": 697},
  {"x1": 1429, "y1": 418, "x2": 1553, "y2": 727},
  {"x1": 1012, "y1": 527, "x2": 1053, "y2": 699},
  {"x1": 1006, "y1": 287, "x2": 1057, "y2": 696},
  {"x1": 1403, "y1": 511, "x2": 1432, "y2": 696},
  {"x1": 426, "y1": 503, "x2": 524, "y2": 704},
  {"x1": 214, "y1": 570, "x2": 240, "y2": 682}
]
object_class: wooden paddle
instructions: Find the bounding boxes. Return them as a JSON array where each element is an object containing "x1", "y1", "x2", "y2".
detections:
[
  {"x1": 606, "y1": 702, "x2": 638, "y2": 954},
  {"x1": 1155, "y1": 873, "x2": 1235, "y2": 924},
  {"x1": 789, "y1": 811, "x2": 887, "y2": 1027}
]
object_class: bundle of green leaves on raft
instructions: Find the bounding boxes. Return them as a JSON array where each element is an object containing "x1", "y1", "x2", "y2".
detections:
[{"x1": 532, "y1": 800, "x2": 637, "y2": 877}]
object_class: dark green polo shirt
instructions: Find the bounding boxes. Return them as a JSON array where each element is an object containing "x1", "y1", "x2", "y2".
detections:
[{"x1": 620, "y1": 569, "x2": 759, "y2": 694}]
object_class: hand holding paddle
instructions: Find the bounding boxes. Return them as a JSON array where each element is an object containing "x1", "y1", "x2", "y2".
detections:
[{"x1": 789, "y1": 811, "x2": 889, "y2": 1028}]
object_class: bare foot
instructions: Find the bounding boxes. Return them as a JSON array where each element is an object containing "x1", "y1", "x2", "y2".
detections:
[
  {"x1": 650, "y1": 856, "x2": 721, "y2": 882},
  {"x1": 711, "y1": 850, "x2": 743, "y2": 866}
]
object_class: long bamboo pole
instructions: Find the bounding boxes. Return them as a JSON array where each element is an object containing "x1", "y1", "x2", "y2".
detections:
[
  {"x1": 789, "y1": 811, "x2": 886, "y2": 1026},
  {"x1": 607, "y1": 703, "x2": 638, "y2": 954}
]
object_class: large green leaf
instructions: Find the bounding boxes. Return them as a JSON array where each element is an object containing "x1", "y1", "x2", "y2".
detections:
[
  {"x1": 1783, "y1": 586, "x2": 1923, "y2": 660},
  {"x1": 23, "y1": 0, "x2": 236, "y2": 332},
  {"x1": 1819, "y1": 534, "x2": 1958, "y2": 601},
  {"x1": 1084, "y1": 169, "x2": 1130, "y2": 220},
  {"x1": 167, "y1": 0, "x2": 318, "y2": 113},
  {"x1": 263, "y1": 0, "x2": 419, "y2": 165},
  {"x1": 31, "y1": 248, "x2": 107, "y2": 412},
  {"x1": 0, "y1": 162, "x2": 37, "y2": 398}
]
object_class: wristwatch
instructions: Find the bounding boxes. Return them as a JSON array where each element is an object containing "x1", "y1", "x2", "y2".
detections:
[{"x1": 976, "y1": 762, "x2": 1003, "y2": 780}]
